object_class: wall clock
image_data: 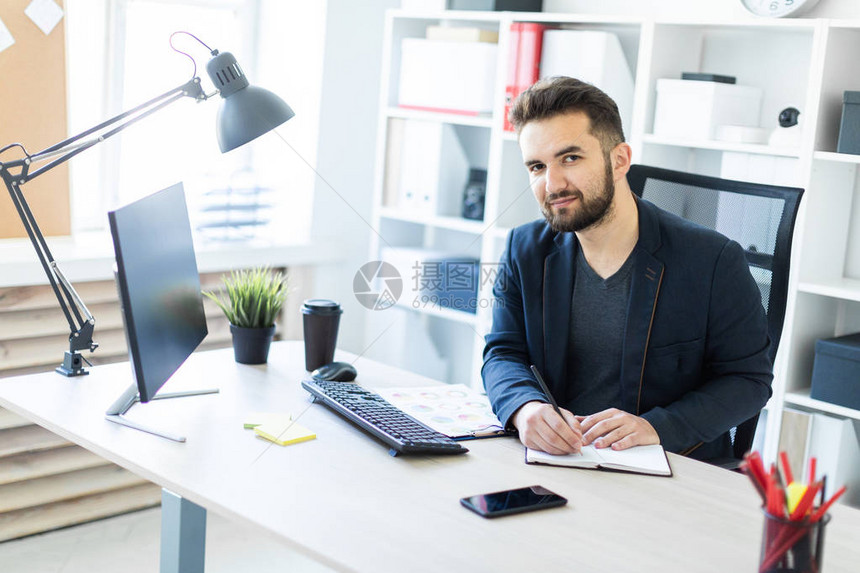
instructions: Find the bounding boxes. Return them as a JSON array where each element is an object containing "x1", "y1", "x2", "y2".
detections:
[{"x1": 740, "y1": 0, "x2": 821, "y2": 17}]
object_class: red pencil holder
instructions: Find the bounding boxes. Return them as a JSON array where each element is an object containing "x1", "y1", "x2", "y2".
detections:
[{"x1": 759, "y1": 509, "x2": 830, "y2": 573}]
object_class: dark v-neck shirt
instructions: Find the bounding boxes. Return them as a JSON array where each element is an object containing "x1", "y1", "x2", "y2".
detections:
[{"x1": 563, "y1": 243, "x2": 635, "y2": 416}]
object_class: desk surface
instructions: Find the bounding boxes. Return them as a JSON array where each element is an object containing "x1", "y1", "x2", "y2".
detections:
[{"x1": 1, "y1": 342, "x2": 858, "y2": 573}]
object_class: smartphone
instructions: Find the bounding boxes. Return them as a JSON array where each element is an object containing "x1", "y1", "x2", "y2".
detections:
[{"x1": 460, "y1": 485, "x2": 567, "y2": 518}]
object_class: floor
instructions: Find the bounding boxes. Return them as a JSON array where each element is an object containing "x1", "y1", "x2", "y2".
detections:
[{"x1": 0, "y1": 508, "x2": 335, "y2": 573}]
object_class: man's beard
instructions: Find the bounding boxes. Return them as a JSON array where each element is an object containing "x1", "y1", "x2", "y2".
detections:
[{"x1": 541, "y1": 160, "x2": 615, "y2": 233}]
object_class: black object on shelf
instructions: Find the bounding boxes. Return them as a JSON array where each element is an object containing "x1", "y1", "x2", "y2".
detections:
[
  {"x1": 447, "y1": 0, "x2": 543, "y2": 10},
  {"x1": 837, "y1": 91, "x2": 860, "y2": 155},
  {"x1": 462, "y1": 168, "x2": 487, "y2": 221},
  {"x1": 680, "y1": 72, "x2": 737, "y2": 84},
  {"x1": 810, "y1": 332, "x2": 860, "y2": 410},
  {"x1": 779, "y1": 107, "x2": 801, "y2": 128}
]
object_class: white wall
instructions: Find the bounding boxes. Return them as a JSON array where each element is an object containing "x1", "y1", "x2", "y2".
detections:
[{"x1": 310, "y1": 0, "x2": 400, "y2": 355}]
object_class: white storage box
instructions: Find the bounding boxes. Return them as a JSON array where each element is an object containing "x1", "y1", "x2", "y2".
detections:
[
  {"x1": 398, "y1": 38, "x2": 497, "y2": 114},
  {"x1": 653, "y1": 79, "x2": 762, "y2": 140}
]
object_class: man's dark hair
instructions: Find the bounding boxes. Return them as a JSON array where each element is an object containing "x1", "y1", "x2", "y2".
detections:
[{"x1": 508, "y1": 76, "x2": 625, "y2": 154}]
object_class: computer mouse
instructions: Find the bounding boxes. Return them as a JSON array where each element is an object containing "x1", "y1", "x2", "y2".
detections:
[{"x1": 311, "y1": 361, "x2": 358, "y2": 382}]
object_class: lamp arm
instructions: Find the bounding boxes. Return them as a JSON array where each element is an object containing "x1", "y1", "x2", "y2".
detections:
[
  {"x1": 50, "y1": 261, "x2": 94, "y2": 323},
  {"x1": 0, "y1": 76, "x2": 209, "y2": 376},
  {"x1": 9, "y1": 78, "x2": 208, "y2": 183},
  {"x1": 1, "y1": 175, "x2": 89, "y2": 357}
]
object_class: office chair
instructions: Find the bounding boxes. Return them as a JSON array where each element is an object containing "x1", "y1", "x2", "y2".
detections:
[{"x1": 626, "y1": 164, "x2": 803, "y2": 468}]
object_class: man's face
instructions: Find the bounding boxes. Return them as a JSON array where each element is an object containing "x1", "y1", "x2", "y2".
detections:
[{"x1": 519, "y1": 111, "x2": 616, "y2": 233}]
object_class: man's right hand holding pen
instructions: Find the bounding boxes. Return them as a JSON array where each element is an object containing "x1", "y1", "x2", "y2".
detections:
[
  {"x1": 512, "y1": 400, "x2": 583, "y2": 455},
  {"x1": 511, "y1": 365, "x2": 583, "y2": 455}
]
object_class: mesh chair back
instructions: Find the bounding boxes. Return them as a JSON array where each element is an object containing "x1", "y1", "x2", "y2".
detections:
[{"x1": 627, "y1": 165, "x2": 803, "y2": 460}]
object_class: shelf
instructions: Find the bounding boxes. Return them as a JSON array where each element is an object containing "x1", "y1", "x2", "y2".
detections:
[
  {"x1": 813, "y1": 151, "x2": 860, "y2": 164},
  {"x1": 389, "y1": 9, "x2": 503, "y2": 23},
  {"x1": 394, "y1": 301, "x2": 479, "y2": 326},
  {"x1": 784, "y1": 390, "x2": 860, "y2": 421},
  {"x1": 642, "y1": 134, "x2": 802, "y2": 157},
  {"x1": 385, "y1": 106, "x2": 493, "y2": 128},
  {"x1": 797, "y1": 278, "x2": 860, "y2": 302},
  {"x1": 825, "y1": 20, "x2": 860, "y2": 30},
  {"x1": 379, "y1": 208, "x2": 487, "y2": 234}
]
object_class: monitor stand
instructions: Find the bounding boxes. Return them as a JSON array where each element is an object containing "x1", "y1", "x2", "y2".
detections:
[{"x1": 105, "y1": 384, "x2": 219, "y2": 442}]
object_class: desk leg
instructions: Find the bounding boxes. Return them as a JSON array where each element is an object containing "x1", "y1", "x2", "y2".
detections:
[{"x1": 160, "y1": 489, "x2": 207, "y2": 573}]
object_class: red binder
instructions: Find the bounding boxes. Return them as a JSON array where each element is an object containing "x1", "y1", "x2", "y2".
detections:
[
  {"x1": 504, "y1": 22, "x2": 548, "y2": 132},
  {"x1": 503, "y1": 23, "x2": 523, "y2": 132}
]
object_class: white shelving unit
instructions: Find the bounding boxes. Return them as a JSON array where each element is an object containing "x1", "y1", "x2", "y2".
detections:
[
  {"x1": 641, "y1": 133, "x2": 803, "y2": 158},
  {"x1": 367, "y1": 9, "x2": 860, "y2": 495}
]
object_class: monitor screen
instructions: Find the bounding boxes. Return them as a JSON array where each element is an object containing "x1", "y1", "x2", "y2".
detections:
[{"x1": 108, "y1": 183, "x2": 208, "y2": 403}]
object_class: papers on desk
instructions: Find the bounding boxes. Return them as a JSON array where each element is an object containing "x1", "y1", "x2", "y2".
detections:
[
  {"x1": 244, "y1": 412, "x2": 316, "y2": 447},
  {"x1": 526, "y1": 444, "x2": 672, "y2": 477},
  {"x1": 375, "y1": 384, "x2": 508, "y2": 440}
]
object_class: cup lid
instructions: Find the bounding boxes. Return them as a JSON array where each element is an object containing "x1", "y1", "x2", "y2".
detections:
[{"x1": 302, "y1": 299, "x2": 342, "y2": 315}]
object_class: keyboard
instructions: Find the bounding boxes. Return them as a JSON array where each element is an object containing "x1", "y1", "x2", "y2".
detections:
[{"x1": 301, "y1": 379, "x2": 468, "y2": 456}]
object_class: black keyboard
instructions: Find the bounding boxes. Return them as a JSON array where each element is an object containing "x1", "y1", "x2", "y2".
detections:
[{"x1": 301, "y1": 379, "x2": 468, "y2": 456}]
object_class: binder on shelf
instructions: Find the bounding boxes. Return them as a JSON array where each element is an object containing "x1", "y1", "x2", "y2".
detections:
[
  {"x1": 517, "y1": 23, "x2": 546, "y2": 101},
  {"x1": 503, "y1": 22, "x2": 548, "y2": 132},
  {"x1": 539, "y1": 30, "x2": 634, "y2": 134},
  {"x1": 397, "y1": 120, "x2": 469, "y2": 216},
  {"x1": 806, "y1": 413, "x2": 860, "y2": 507},
  {"x1": 383, "y1": 119, "x2": 405, "y2": 208},
  {"x1": 777, "y1": 408, "x2": 813, "y2": 478},
  {"x1": 503, "y1": 23, "x2": 522, "y2": 132},
  {"x1": 776, "y1": 408, "x2": 860, "y2": 506}
]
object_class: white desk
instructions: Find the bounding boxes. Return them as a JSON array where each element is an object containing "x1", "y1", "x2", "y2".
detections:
[{"x1": 1, "y1": 341, "x2": 858, "y2": 572}]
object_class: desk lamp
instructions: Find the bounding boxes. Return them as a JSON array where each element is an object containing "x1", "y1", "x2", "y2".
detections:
[{"x1": 0, "y1": 32, "x2": 294, "y2": 377}]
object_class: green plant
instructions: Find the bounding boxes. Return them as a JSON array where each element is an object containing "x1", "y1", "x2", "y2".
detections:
[{"x1": 203, "y1": 267, "x2": 289, "y2": 329}]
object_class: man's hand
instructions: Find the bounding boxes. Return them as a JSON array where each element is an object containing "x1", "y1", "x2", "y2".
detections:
[
  {"x1": 579, "y1": 408, "x2": 659, "y2": 451},
  {"x1": 512, "y1": 401, "x2": 582, "y2": 455}
]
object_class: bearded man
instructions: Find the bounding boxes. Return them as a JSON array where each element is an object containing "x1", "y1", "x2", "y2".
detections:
[{"x1": 482, "y1": 77, "x2": 773, "y2": 462}]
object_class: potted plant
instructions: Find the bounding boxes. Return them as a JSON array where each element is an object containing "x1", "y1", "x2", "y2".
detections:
[{"x1": 204, "y1": 267, "x2": 289, "y2": 364}]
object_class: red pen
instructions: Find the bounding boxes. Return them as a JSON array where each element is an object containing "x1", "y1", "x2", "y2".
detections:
[
  {"x1": 810, "y1": 485, "x2": 847, "y2": 523},
  {"x1": 779, "y1": 451, "x2": 795, "y2": 485},
  {"x1": 741, "y1": 461, "x2": 767, "y2": 505},
  {"x1": 747, "y1": 452, "x2": 769, "y2": 494}
]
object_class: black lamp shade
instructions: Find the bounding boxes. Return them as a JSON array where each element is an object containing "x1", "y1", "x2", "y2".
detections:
[{"x1": 206, "y1": 51, "x2": 295, "y2": 152}]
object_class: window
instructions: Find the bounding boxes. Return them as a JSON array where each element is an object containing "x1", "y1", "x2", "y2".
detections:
[{"x1": 65, "y1": 0, "x2": 325, "y2": 244}]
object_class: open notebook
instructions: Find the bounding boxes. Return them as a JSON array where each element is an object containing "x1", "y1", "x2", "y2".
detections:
[{"x1": 526, "y1": 444, "x2": 672, "y2": 477}]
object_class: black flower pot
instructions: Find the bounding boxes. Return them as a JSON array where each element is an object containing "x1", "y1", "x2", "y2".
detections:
[{"x1": 230, "y1": 324, "x2": 276, "y2": 364}]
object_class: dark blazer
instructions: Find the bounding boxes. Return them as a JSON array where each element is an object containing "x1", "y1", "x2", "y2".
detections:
[{"x1": 482, "y1": 196, "x2": 773, "y2": 461}]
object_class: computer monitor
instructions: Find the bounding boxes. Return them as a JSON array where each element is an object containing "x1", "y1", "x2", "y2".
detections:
[{"x1": 104, "y1": 182, "x2": 218, "y2": 442}]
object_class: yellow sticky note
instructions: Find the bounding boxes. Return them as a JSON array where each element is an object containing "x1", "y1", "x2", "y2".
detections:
[
  {"x1": 244, "y1": 412, "x2": 291, "y2": 429},
  {"x1": 786, "y1": 482, "x2": 807, "y2": 514},
  {"x1": 254, "y1": 421, "x2": 316, "y2": 446}
]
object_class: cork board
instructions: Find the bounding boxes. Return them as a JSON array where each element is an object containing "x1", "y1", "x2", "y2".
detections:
[{"x1": 0, "y1": 0, "x2": 69, "y2": 238}]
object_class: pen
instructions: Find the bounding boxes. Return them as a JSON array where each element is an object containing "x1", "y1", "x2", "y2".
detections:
[{"x1": 529, "y1": 365, "x2": 562, "y2": 417}]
